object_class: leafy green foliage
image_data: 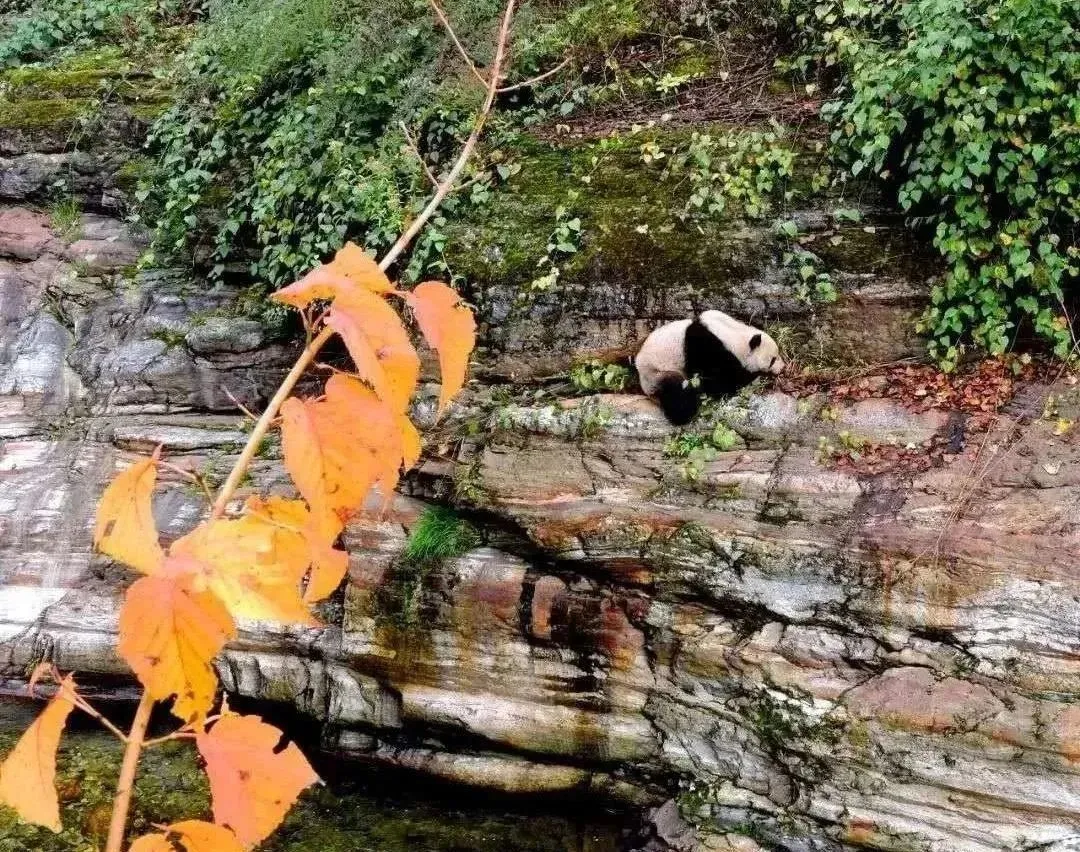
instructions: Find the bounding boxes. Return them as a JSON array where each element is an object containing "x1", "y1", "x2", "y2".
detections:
[
  {"x1": 664, "y1": 422, "x2": 742, "y2": 481},
  {"x1": 823, "y1": 0, "x2": 1080, "y2": 368},
  {"x1": 569, "y1": 359, "x2": 631, "y2": 392},
  {"x1": 645, "y1": 126, "x2": 798, "y2": 221},
  {"x1": 403, "y1": 505, "x2": 479, "y2": 566},
  {"x1": 775, "y1": 0, "x2": 902, "y2": 80},
  {"x1": 775, "y1": 219, "x2": 837, "y2": 305},
  {"x1": 137, "y1": 0, "x2": 584, "y2": 290},
  {"x1": 530, "y1": 195, "x2": 583, "y2": 292},
  {"x1": 0, "y1": 0, "x2": 189, "y2": 67}
]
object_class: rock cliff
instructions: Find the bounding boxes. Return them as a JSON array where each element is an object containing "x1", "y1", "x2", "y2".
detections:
[{"x1": 2, "y1": 46, "x2": 1080, "y2": 852}]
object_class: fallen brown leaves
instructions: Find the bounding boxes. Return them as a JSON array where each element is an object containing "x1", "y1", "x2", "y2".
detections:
[
  {"x1": 824, "y1": 435, "x2": 957, "y2": 477},
  {"x1": 778, "y1": 357, "x2": 1034, "y2": 416},
  {"x1": 785, "y1": 358, "x2": 1066, "y2": 478}
]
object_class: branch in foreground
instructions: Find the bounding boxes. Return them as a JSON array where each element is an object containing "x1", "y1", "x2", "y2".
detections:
[{"x1": 210, "y1": 0, "x2": 517, "y2": 518}]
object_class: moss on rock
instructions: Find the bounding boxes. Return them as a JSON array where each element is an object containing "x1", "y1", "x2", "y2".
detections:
[{"x1": 0, "y1": 97, "x2": 95, "y2": 130}]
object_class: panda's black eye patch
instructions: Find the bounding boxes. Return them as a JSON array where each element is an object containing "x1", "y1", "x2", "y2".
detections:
[{"x1": 749, "y1": 333, "x2": 762, "y2": 350}]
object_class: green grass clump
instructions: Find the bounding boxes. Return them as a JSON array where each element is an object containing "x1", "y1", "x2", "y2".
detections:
[{"x1": 402, "y1": 506, "x2": 479, "y2": 566}]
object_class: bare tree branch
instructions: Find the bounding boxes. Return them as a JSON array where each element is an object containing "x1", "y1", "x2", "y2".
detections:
[
  {"x1": 499, "y1": 56, "x2": 571, "y2": 93},
  {"x1": 399, "y1": 120, "x2": 439, "y2": 188},
  {"x1": 427, "y1": 0, "x2": 489, "y2": 87},
  {"x1": 210, "y1": 0, "x2": 518, "y2": 519}
]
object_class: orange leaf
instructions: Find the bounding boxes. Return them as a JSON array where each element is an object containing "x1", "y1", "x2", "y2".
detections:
[
  {"x1": 118, "y1": 559, "x2": 235, "y2": 723},
  {"x1": 0, "y1": 674, "x2": 77, "y2": 831},
  {"x1": 280, "y1": 375, "x2": 402, "y2": 521},
  {"x1": 93, "y1": 455, "x2": 164, "y2": 575},
  {"x1": 245, "y1": 496, "x2": 348, "y2": 604},
  {"x1": 130, "y1": 820, "x2": 245, "y2": 852},
  {"x1": 170, "y1": 517, "x2": 315, "y2": 626},
  {"x1": 271, "y1": 264, "x2": 355, "y2": 310},
  {"x1": 272, "y1": 244, "x2": 393, "y2": 310},
  {"x1": 406, "y1": 281, "x2": 476, "y2": 416},
  {"x1": 333, "y1": 243, "x2": 394, "y2": 293},
  {"x1": 197, "y1": 713, "x2": 319, "y2": 848},
  {"x1": 326, "y1": 288, "x2": 419, "y2": 412},
  {"x1": 129, "y1": 835, "x2": 172, "y2": 852}
]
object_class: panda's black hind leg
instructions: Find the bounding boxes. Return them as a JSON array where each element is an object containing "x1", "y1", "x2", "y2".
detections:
[{"x1": 655, "y1": 374, "x2": 700, "y2": 425}]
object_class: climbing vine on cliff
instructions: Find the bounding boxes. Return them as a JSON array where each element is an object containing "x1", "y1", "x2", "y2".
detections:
[
  {"x1": 785, "y1": 0, "x2": 1080, "y2": 368},
  {"x1": 0, "y1": 1, "x2": 537, "y2": 848}
]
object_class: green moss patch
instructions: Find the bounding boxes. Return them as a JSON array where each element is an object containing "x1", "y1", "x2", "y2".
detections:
[{"x1": 0, "y1": 97, "x2": 95, "y2": 130}]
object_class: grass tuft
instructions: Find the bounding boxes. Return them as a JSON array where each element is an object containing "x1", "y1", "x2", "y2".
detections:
[{"x1": 402, "y1": 506, "x2": 479, "y2": 566}]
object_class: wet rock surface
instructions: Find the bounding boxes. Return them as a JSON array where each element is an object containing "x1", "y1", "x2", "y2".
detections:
[{"x1": 1, "y1": 49, "x2": 1080, "y2": 852}]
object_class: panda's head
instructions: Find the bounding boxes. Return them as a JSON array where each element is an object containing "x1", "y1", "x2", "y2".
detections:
[{"x1": 699, "y1": 310, "x2": 785, "y2": 376}]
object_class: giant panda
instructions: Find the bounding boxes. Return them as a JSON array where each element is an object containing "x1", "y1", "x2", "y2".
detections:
[{"x1": 634, "y1": 310, "x2": 785, "y2": 425}]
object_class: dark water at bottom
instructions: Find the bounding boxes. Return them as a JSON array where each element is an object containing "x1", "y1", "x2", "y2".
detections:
[{"x1": 0, "y1": 697, "x2": 632, "y2": 852}]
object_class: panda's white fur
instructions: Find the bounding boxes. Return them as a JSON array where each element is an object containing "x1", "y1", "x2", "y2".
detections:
[{"x1": 635, "y1": 310, "x2": 784, "y2": 424}]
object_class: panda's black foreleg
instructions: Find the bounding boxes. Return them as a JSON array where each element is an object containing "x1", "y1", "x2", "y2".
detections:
[{"x1": 655, "y1": 375, "x2": 701, "y2": 425}]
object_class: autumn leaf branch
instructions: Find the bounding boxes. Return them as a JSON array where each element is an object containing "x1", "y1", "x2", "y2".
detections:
[
  {"x1": 0, "y1": 5, "x2": 519, "y2": 852},
  {"x1": 98, "y1": 5, "x2": 516, "y2": 852},
  {"x1": 210, "y1": 0, "x2": 516, "y2": 520}
]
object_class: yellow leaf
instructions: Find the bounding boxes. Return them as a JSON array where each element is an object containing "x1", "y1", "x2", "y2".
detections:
[
  {"x1": 93, "y1": 455, "x2": 164, "y2": 575},
  {"x1": 197, "y1": 713, "x2": 319, "y2": 848},
  {"x1": 170, "y1": 517, "x2": 315, "y2": 626},
  {"x1": 118, "y1": 559, "x2": 235, "y2": 723},
  {"x1": 406, "y1": 281, "x2": 476, "y2": 416},
  {"x1": 271, "y1": 244, "x2": 393, "y2": 310},
  {"x1": 0, "y1": 674, "x2": 77, "y2": 831},
  {"x1": 333, "y1": 243, "x2": 394, "y2": 293},
  {"x1": 131, "y1": 821, "x2": 245, "y2": 852},
  {"x1": 129, "y1": 835, "x2": 172, "y2": 852},
  {"x1": 326, "y1": 288, "x2": 419, "y2": 412},
  {"x1": 245, "y1": 496, "x2": 348, "y2": 604}
]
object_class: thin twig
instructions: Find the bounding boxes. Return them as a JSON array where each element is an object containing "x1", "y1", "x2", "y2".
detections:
[
  {"x1": 917, "y1": 345, "x2": 1080, "y2": 567},
  {"x1": 72, "y1": 695, "x2": 129, "y2": 743},
  {"x1": 450, "y1": 172, "x2": 489, "y2": 196},
  {"x1": 399, "y1": 120, "x2": 439, "y2": 188},
  {"x1": 104, "y1": 690, "x2": 154, "y2": 852},
  {"x1": 381, "y1": 0, "x2": 516, "y2": 271},
  {"x1": 28, "y1": 673, "x2": 130, "y2": 743},
  {"x1": 498, "y1": 57, "x2": 571, "y2": 93},
  {"x1": 222, "y1": 386, "x2": 261, "y2": 423},
  {"x1": 427, "y1": 0, "x2": 488, "y2": 87},
  {"x1": 143, "y1": 730, "x2": 196, "y2": 748},
  {"x1": 157, "y1": 459, "x2": 215, "y2": 504},
  {"x1": 210, "y1": 0, "x2": 517, "y2": 519}
]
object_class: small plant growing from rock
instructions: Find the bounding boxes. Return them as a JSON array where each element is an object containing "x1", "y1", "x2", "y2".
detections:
[
  {"x1": 49, "y1": 196, "x2": 82, "y2": 241},
  {"x1": 403, "y1": 506, "x2": 480, "y2": 567},
  {"x1": 665, "y1": 422, "x2": 742, "y2": 481},
  {"x1": 569, "y1": 358, "x2": 631, "y2": 392}
]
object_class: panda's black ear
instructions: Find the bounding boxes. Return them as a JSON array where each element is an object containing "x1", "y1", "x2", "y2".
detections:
[{"x1": 749, "y1": 333, "x2": 762, "y2": 350}]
